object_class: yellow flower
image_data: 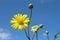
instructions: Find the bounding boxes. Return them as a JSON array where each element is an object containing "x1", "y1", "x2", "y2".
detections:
[
  {"x1": 31, "y1": 25, "x2": 39, "y2": 33},
  {"x1": 10, "y1": 14, "x2": 30, "y2": 30}
]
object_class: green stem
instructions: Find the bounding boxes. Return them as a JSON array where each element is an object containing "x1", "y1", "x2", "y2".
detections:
[
  {"x1": 36, "y1": 32, "x2": 38, "y2": 40},
  {"x1": 32, "y1": 33, "x2": 35, "y2": 40},
  {"x1": 30, "y1": 9, "x2": 32, "y2": 20},
  {"x1": 47, "y1": 35, "x2": 49, "y2": 40},
  {"x1": 24, "y1": 29, "x2": 30, "y2": 40},
  {"x1": 28, "y1": 9, "x2": 32, "y2": 40},
  {"x1": 54, "y1": 38, "x2": 56, "y2": 40}
]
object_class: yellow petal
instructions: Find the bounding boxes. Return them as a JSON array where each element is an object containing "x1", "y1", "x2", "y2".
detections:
[
  {"x1": 18, "y1": 25, "x2": 24, "y2": 30},
  {"x1": 23, "y1": 14, "x2": 27, "y2": 18},
  {"x1": 22, "y1": 14, "x2": 28, "y2": 20},
  {"x1": 10, "y1": 19, "x2": 17, "y2": 23},
  {"x1": 11, "y1": 24, "x2": 18, "y2": 29},
  {"x1": 24, "y1": 24, "x2": 28, "y2": 27},
  {"x1": 24, "y1": 18, "x2": 30, "y2": 23},
  {"x1": 14, "y1": 14, "x2": 22, "y2": 19}
]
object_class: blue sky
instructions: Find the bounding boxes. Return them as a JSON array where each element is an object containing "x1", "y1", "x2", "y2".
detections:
[{"x1": 0, "y1": 0, "x2": 60, "y2": 40}]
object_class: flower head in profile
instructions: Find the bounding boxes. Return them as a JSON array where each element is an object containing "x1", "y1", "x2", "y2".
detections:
[
  {"x1": 10, "y1": 14, "x2": 30, "y2": 30},
  {"x1": 31, "y1": 25, "x2": 39, "y2": 33},
  {"x1": 31, "y1": 24, "x2": 43, "y2": 33}
]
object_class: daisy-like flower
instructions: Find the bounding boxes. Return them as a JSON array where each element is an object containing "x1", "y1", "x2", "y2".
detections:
[
  {"x1": 10, "y1": 14, "x2": 30, "y2": 30},
  {"x1": 31, "y1": 25, "x2": 39, "y2": 33}
]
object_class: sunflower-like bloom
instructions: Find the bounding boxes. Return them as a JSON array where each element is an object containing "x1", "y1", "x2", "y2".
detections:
[
  {"x1": 10, "y1": 14, "x2": 30, "y2": 30},
  {"x1": 31, "y1": 25, "x2": 39, "y2": 33}
]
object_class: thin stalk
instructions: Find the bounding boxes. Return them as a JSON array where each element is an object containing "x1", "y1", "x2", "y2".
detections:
[
  {"x1": 24, "y1": 29, "x2": 30, "y2": 40},
  {"x1": 36, "y1": 32, "x2": 38, "y2": 40},
  {"x1": 30, "y1": 9, "x2": 32, "y2": 20},
  {"x1": 54, "y1": 38, "x2": 56, "y2": 40},
  {"x1": 57, "y1": 32, "x2": 60, "y2": 35},
  {"x1": 32, "y1": 33, "x2": 35, "y2": 40},
  {"x1": 28, "y1": 9, "x2": 32, "y2": 40},
  {"x1": 47, "y1": 35, "x2": 49, "y2": 40}
]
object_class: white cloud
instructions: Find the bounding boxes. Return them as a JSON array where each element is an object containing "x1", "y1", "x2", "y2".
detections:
[
  {"x1": 0, "y1": 33, "x2": 11, "y2": 40},
  {"x1": 0, "y1": 28, "x2": 4, "y2": 32},
  {"x1": 0, "y1": 28, "x2": 11, "y2": 40}
]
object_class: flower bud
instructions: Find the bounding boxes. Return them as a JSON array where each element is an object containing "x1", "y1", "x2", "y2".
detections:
[
  {"x1": 28, "y1": 3, "x2": 33, "y2": 9},
  {"x1": 46, "y1": 30, "x2": 49, "y2": 35},
  {"x1": 54, "y1": 34, "x2": 57, "y2": 38},
  {"x1": 39, "y1": 24, "x2": 43, "y2": 29}
]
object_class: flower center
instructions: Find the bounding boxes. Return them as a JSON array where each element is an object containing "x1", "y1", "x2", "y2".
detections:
[{"x1": 19, "y1": 21, "x2": 24, "y2": 25}]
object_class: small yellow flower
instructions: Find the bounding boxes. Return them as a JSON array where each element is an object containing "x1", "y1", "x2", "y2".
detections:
[
  {"x1": 10, "y1": 14, "x2": 30, "y2": 30},
  {"x1": 31, "y1": 25, "x2": 39, "y2": 33},
  {"x1": 31, "y1": 24, "x2": 43, "y2": 33}
]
